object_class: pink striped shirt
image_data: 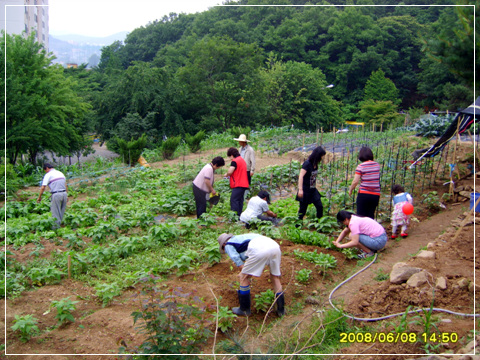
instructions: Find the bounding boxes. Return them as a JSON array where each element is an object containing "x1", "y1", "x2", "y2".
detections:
[{"x1": 355, "y1": 161, "x2": 380, "y2": 195}]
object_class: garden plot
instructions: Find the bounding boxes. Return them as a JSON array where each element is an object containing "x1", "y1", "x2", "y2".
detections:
[{"x1": 2, "y1": 133, "x2": 476, "y2": 357}]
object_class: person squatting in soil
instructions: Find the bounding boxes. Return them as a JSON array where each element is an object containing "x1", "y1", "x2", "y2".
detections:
[
  {"x1": 37, "y1": 163, "x2": 68, "y2": 229},
  {"x1": 225, "y1": 147, "x2": 250, "y2": 218},
  {"x1": 235, "y1": 134, "x2": 256, "y2": 186},
  {"x1": 349, "y1": 146, "x2": 381, "y2": 219},
  {"x1": 240, "y1": 190, "x2": 280, "y2": 228},
  {"x1": 333, "y1": 210, "x2": 387, "y2": 259},
  {"x1": 192, "y1": 156, "x2": 225, "y2": 219},
  {"x1": 390, "y1": 184, "x2": 413, "y2": 239},
  {"x1": 217, "y1": 233, "x2": 285, "y2": 317},
  {"x1": 296, "y1": 146, "x2": 326, "y2": 220}
]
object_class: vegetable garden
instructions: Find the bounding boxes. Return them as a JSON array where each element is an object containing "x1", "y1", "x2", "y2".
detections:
[{"x1": 2, "y1": 127, "x2": 476, "y2": 357}]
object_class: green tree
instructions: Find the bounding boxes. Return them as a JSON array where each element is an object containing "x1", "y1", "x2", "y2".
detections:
[
  {"x1": 1, "y1": 32, "x2": 90, "y2": 164},
  {"x1": 363, "y1": 69, "x2": 400, "y2": 105},
  {"x1": 358, "y1": 100, "x2": 402, "y2": 129},
  {"x1": 260, "y1": 55, "x2": 342, "y2": 130},
  {"x1": 177, "y1": 36, "x2": 264, "y2": 131}
]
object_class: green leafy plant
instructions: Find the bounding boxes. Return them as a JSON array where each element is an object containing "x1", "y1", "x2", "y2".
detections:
[
  {"x1": 11, "y1": 314, "x2": 39, "y2": 342},
  {"x1": 95, "y1": 282, "x2": 122, "y2": 307},
  {"x1": 50, "y1": 297, "x2": 79, "y2": 325},
  {"x1": 204, "y1": 244, "x2": 222, "y2": 265},
  {"x1": 130, "y1": 286, "x2": 212, "y2": 355},
  {"x1": 27, "y1": 266, "x2": 64, "y2": 286},
  {"x1": 421, "y1": 191, "x2": 442, "y2": 212},
  {"x1": 293, "y1": 249, "x2": 337, "y2": 274},
  {"x1": 295, "y1": 269, "x2": 312, "y2": 284},
  {"x1": 254, "y1": 289, "x2": 275, "y2": 313},
  {"x1": 215, "y1": 306, "x2": 237, "y2": 332}
]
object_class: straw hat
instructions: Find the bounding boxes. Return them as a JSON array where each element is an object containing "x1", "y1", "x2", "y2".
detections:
[
  {"x1": 217, "y1": 233, "x2": 233, "y2": 253},
  {"x1": 234, "y1": 134, "x2": 250, "y2": 142}
]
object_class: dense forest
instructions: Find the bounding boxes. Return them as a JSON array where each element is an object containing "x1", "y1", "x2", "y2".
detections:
[{"x1": 2, "y1": 0, "x2": 477, "y2": 164}]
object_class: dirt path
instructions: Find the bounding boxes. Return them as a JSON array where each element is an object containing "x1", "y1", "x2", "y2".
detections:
[{"x1": 332, "y1": 204, "x2": 467, "y2": 303}]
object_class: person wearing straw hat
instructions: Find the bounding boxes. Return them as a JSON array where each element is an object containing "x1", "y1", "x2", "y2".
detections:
[
  {"x1": 234, "y1": 134, "x2": 256, "y2": 185},
  {"x1": 217, "y1": 233, "x2": 285, "y2": 317}
]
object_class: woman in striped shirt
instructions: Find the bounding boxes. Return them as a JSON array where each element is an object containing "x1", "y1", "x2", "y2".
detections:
[{"x1": 349, "y1": 147, "x2": 381, "y2": 219}]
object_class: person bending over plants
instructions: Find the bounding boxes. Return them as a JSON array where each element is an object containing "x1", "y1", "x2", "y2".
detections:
[
  {"x1": 333, "y1": 210, "x2": 387, "y2": 259},
  {"x1": 192, "y1": 156, "x2": 225, "y2": 219},
  {"x1": 296, "y1": 146, "x2": 326, "y2": 221},
  {"x1": 240, "y1": 190, "x2": 280, "y2": 228},
  {"x1": 217, "y1": 233, "x2": 284, "y2": 317}
]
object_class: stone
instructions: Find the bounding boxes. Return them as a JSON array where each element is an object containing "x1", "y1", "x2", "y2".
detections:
[
  {"x1": 427, "y1": 242, "x2": 436, "y2": 250},
  {"x1": 305, "y1": 296, "x2": 320, "y2": 305},
  {"x1": 468, "y1": 281, "x2": 478, "y2": 293},
  {"x1": 457, "y1": 278, "x2": 470, "y2": 290},
  {"x1": 390, "y1": 262, "x2": 422, "y2": 284},
  {"x1": 416, "y1": 250, "x2": 436, "y2": 259},
  {"x1": 407, "y1": 270, "x2": 429, "y2": 288},
  {"x1": 436, "y1": 276, "x2": 447, "y2": 290}
]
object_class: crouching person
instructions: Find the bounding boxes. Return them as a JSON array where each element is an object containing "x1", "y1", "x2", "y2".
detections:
[
  {"x1": 239, "y1": 190, "x2": 280, "y2": 228},
  {"x1": 217, "y1": 233, "x2": 285, "y2": 317}
]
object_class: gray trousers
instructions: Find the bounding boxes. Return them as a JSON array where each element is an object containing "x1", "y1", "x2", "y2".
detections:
[{"x1": 51, "y1": 192, "x2": 67, "y2": 228}]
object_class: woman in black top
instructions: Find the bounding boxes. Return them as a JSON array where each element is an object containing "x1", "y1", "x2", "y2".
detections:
[{"x1": 296, "y1": 146, "x2": 326, "y2": 220}]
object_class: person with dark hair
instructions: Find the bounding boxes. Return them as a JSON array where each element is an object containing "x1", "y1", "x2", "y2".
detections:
[
  {"x1": 296, "y1": 146, "x2": 326, "y2": 220},
  {"x1": 217, "y1": 233, "x2": 284, "y2": 317},
  {"x1": 240, "y1": 190, "x2": 279, "y2": 227},
  {"x1": 192, "y1": 156, "x2": 225, "y2": 218},
  {"x1": 225, "y1": 147, "x2": 249, "y2": 217},
  {"x1": 349, "y1": 146, "x2": 381, "y2": 219},
  {"x1": 234, "y1": 134, "x2": 256, "y2": 185},
  {"x1": 390, "y1": 184, "x2": 413, "y2": 239},
  {"x1": 334, "y1": 210, "x2": 387, "y2": 259},
  {"x1": 37, "y1": 163, "x2": 68, "y2": 229}
]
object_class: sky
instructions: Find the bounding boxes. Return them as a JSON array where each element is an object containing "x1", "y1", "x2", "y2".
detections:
[{"x1": 48, "y1": 0, "x2": 223, "y2": 38}]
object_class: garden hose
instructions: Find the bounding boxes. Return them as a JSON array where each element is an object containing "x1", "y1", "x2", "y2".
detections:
[{"x1": 327, "y1": 253, "x2": 479, "y2": 321}]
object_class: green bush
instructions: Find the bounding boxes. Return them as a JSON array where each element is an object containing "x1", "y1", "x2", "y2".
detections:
[
  {"x1": 185, "y1": 130, "x2": 205, "y2": 153},
  {"x1": 109, "y1": 133, "x2": 148, "y2": 166},
  {"x1": 11, "y1": 314, "x2": 39, "y2": 342},
  {"x1": 160, "y1": 136, "x2": 181, "y2": 160},
  {"x1": 229, "y1": 126, "x2": 251, "y2": 139},
  {"x1": 407, "y1": 114, "x2": 454, "y2": 137}
]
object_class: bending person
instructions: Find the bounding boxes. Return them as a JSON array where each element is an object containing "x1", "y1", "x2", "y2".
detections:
[
  {"x1": 217, "y1": 233, "x2": 284, "y2": 317},
  {"x1": 192, "y1": 156, "x2": 225, "y2": 218},
  {"x1": 240, "y1": 190, "x2": 279, "y2": 227},
  {"x1": 333, "y1": 210, "x2": 387, "y2": 259}
]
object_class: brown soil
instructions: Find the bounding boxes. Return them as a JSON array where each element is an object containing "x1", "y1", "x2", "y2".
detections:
[{"x1": 2, "y1": 142, "x2": 477, "y2": 359}]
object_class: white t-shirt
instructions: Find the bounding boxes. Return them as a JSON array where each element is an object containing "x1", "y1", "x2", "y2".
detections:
[
  {"x1": 240, "y1": 196, "x2": 269, "y2": 223},
  {"x1": 42, "y1": 168, "x2": 66, "y2": 193}
]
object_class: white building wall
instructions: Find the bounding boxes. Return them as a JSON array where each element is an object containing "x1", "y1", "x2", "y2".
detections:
[{"x1": 1, "y1": 0, "x2": 49, "y2": 50}]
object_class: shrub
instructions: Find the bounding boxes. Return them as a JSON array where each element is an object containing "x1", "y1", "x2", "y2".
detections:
[
  {"x1": 130, "y1": 287, "x2": 212, "y2": 355},
  {"x1": 50, "y1": 297, "x2": 79, "y2": 325},
  {"x1": 407, "y1": 114, "x2": 454, "y2": 137},
  {"x1": 185, "y1": 130, "x2": 205, "y2": 153},
  {"x1": 110, "y1": 134, "x2": 148, "y2": 166},
  {"x1": 160, "y1": 136, "x2": 181, "y2": 160}
]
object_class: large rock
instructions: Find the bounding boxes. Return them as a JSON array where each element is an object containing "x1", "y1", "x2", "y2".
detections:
[
  {"x1": 390, "y1": 262, "x2": 423, "y2": 284},
  {"x1": 407, "y1": 271, "x2": 429, "y2": 287},
  {"x1": 416, "y1": 250, "x2": 436, "y2": 259}
]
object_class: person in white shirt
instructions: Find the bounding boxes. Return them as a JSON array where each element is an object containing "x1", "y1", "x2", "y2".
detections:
[
  {"x1": 37, "y1": 163, "x2": 68, "y2": 229},
  {"x1": 240, "y1": 190, "x2": 279, "y2": 227},
  {"x1": 235, "y1": 134, "x2": 256, "y2": 185}
]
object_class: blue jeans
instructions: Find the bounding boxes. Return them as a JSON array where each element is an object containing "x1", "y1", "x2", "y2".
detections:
[{"x1": 359, "y1": 232, "x2": 387, "y2": 252}]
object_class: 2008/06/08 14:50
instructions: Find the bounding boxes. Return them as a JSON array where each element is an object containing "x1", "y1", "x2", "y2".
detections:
[{"x1": 339, "y1": 332, "x2": 459, "y2": 344}]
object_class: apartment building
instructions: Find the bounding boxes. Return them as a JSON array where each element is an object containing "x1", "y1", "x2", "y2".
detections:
[{"x1": 1, "y1": 0, "x2": 49, "y2": 50}]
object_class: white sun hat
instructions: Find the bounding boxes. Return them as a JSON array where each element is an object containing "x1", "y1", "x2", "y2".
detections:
[{"x1": 234, "y1": 134, "x2": 250, "y2": 142}]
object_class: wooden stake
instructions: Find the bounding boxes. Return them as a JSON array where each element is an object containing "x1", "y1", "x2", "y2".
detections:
[{"x1": 68, "y1": 255, "x2": 71, "y2": 279}]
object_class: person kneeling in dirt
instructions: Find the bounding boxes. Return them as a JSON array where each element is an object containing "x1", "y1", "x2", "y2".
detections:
[
  {"x1": 333, "y1": 210, "x2": 387, "y2": 259},
  {"x1": 217, "y1": 233, "x2": 284, "y2": 317},
  {"x1": 239, "y1": 190, "x2": 280, "y2": 228}
]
